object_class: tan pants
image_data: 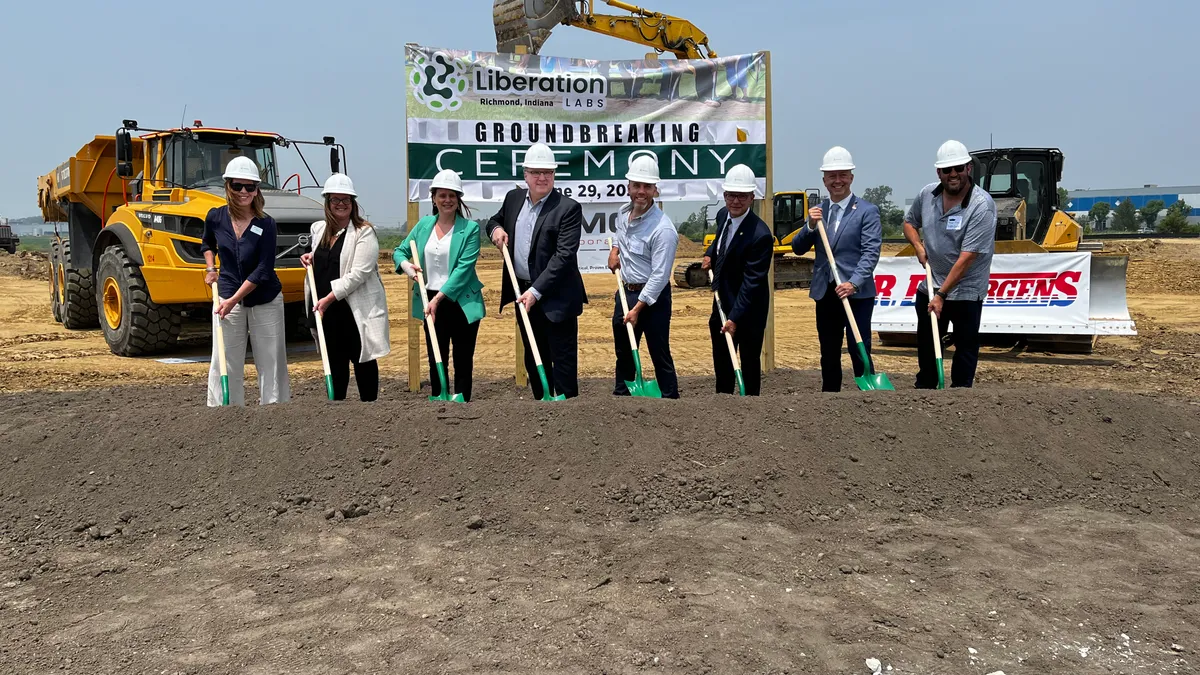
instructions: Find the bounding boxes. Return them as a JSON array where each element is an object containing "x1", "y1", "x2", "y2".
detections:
[{"x1": 207, "y1": 294, "x2": 290, "y2": 407}]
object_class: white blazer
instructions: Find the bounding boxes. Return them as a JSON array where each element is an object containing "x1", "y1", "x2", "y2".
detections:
[{"x1": 304, "y1": 220, "x2": 391, "y2": 363}]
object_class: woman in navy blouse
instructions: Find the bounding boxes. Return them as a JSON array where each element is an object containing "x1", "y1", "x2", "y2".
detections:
[{"x1": 201, "y1": 156, "x2": 290, "y2": 406}]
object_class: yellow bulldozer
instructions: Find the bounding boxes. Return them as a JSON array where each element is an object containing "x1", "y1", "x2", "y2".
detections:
[{"x1": 38, "y1": 119, "x2": 345, "y2": 356}]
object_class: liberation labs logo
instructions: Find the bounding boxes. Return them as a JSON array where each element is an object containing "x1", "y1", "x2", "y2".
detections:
[
  {"x1": 410, "y1": 51, "x2": 469, "y2": 113},
  {"x1": 474, "y1": 66, "x2": 606, "y2": 110}
]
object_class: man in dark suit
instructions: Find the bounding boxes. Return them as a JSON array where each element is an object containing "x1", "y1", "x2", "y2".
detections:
[
  {"x1": 487, "y1": 142, "x2": 587, "y2": 399},
  {"x1": 702, "y1": 164, "x2": 773, "y2": 395},
  {"x1": 791, "y1": 146, "x2": 882, "y2": 392}
]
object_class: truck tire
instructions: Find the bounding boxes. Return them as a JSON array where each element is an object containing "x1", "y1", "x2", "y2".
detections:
[
  {"x1": 60, "y1": 239, "x2": 100, "y2": 329},
  {"x1": 96, "y1": 245, "x2": 181, "y2": 356},
  {"x1": 49, "y1": 240, "x2": 64, "y2": 323}
]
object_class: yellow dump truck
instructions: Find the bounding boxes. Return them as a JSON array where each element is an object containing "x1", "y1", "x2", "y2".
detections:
[{"x1": 38, "y1": 120, "x2": 344, "y2": 356}]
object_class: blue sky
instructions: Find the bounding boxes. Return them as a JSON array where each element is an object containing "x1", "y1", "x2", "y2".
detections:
[{"x1": 3, "y1": 0, "x2": 1197, "y2": 224}]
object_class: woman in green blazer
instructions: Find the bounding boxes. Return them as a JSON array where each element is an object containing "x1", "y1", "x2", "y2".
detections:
[{"x1": 394, "y1": 169, "x2": 486, "y2": 401}]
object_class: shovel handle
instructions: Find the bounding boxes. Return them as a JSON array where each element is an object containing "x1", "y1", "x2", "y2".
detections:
[
  {"x1": 924, "y1": 262, "x2": 943, "y2": 361},
  {"x1": 305, "y1": 264, "x2": 335, "y2": 382},
  {"x1": 813, "y1": 217, "x2": 867, "y2": 347},
  {"x1": 613, "y1": 265, "x2": 640, "y2": 351},
  {"x1": 708, "y1": 269, "x2": 742, "y2": 371},
  {"x1": 410, "y1": 240, "x2": 446, "y2": 365},
  {"x1": 500, "y1": 245, "x2": 546, "y2": 368},
  {"x1": 210, "y1": 282, "x2": 229, "y2": 379}
]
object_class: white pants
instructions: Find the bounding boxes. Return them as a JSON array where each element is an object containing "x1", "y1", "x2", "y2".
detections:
[{"x1": 207, "y1": 294, "x2": 291, "y2": 407}]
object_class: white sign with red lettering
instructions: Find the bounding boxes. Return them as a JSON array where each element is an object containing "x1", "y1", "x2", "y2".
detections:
[{"x1": 871, "y1": 252, "x2": 1134, "y2": 335}]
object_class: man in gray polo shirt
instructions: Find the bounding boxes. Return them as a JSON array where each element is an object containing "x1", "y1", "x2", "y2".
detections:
[{"x1": 903, "y1": 139, "x2": 997, "y2": 388}]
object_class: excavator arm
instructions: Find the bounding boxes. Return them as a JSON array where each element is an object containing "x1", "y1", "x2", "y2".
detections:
[{"x1": 494, "y1": 0, "x2": 715, "y2": 58}]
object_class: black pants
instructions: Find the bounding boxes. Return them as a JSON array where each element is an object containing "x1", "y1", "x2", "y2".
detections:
[
  {"x1": 516, "y1": 280, "x2": 579, "y2": 399},
  {"x1": 709, "y1": 301, "x2": 765, "y2": 396},
  {"x1": 915, "y1": 291, "x2": 984, "y2": 388},
  {"x1": 612, "y1": 286, "x2": 678, "y2": 398},
  {"x1": 815, "y1": 284, "x2": 874, "y2": 392},
  {"x1": 323, "y1": 302, "x2": 379, "y2": 402},
  {"x1": 422, "y1": 290, "x2": 480, "y2": 402}
]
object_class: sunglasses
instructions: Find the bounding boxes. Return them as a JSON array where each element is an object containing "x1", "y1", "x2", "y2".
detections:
[
  {"x1": 229, "y1": 182, "x2": 258, "y2": 193},
  {"x1": 328, "y1": 196, "x2": 353, "y2": 206},
  {"x1": 939, "y1": 164, "x2": 968, "y2": 175}
]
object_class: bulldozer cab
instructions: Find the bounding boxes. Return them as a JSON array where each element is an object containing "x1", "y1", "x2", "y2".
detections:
[
  {"x1": 970, "y1": 148, "x2": 1063, "y2": 245},
  {"x1": 770, "y1": 190, "x2": 821, "y2": 244},
  {"x1": 143, "y1": 130, "x2": 281, "y2": 193}
]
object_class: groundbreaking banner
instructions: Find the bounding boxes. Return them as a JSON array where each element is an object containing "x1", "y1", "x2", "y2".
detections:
[
  {"x1": 405, "y1": 44, "x2": 768, "y2": 202},
  {"x1": 871, "y1": 252, "x2": 1136, "y2": 335}
]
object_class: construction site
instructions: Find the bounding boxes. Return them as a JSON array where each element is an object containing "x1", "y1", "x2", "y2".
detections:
[{"x1": 3, "y1": 2, "x2": 1200, "y2": 674}]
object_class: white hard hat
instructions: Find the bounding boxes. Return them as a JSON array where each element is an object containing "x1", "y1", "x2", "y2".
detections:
[
  {"x1": 625, "y1": 155, "x2": 660, "y2": 184},
  {"x1": 934, "y1": 140, "x2": 972, "y2": 169},
  {"x1": 321, "y1": 173, "x2": 357, "y2": 197},
  {"x1": 721, "y1": 164, "x2": 757, "y2": 193},
  {"x1": 430, "y1": 168, "x2": 463, "y2": 192},
  {"x1": 222, "y1": 156, "x2": 262, "y2": 182},
  {"x1": 522, "y1": 142, "x2": 558, "y2": 170},
  {"x1": 820, "y1": 146, "x2": 855, "y2": 171}
]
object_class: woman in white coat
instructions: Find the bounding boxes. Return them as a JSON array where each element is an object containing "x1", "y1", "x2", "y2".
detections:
[{"x1": 300, "y1": 173, "x2": 390, "y2": 401}]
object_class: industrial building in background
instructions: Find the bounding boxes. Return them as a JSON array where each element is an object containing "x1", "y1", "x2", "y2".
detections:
[{"x1": 1066, "y1": 185, "x2": 1200, "y2": 230}]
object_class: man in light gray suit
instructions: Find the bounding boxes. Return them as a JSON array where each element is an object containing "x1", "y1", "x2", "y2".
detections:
[{"x1": 791, "y1": 146, "x2": 883, "y2": 392}]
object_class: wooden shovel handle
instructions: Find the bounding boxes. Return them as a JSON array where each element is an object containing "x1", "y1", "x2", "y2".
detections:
[
  {"x1": 304, "y1": 265, "x2": 334, "y2": 377},
  {"x1": 410, "y1": 240, "x2": 445, "y2": 365},
  {"x1": 210, "y1": 282, "x2": 228, "y2": 377},
  {"x1": 613, "y1": 265, "x2": 640, "y2": 351},
  {"x1": 500, "y1": 244, "x2": 546, "y2": 367},
  {"x1": 924, "y1": 262, "x2": 943, "y2": 360},
  {"x1": 708, "y1": 269, "x2": 742, "y2": 370},
  {"x1": 813, "y1": 217, "x2": 866, "y2": 346}
]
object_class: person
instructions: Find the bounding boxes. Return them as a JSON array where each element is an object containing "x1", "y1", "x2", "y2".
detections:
[
  {"x1": 202, "y1": 156, "x2": 290, "y2": 406},
  {"x1": 606, "y1": 155, "x2": 679, "y2": 398},
  {"x1": 702, "y1": 164, "x2": 773, "y2": 395},
  {"x1": 301, "y1": 173, "x2": 390, "y2": 402},
  {"x1": 486, "y1": 142, "x2": 587, "y2": 399},
  {"x1": 394, "y1": 169, "x2": 485, "y2": 401},
  {"x1": 903, "y1": 139, "x2": 998, "y2": 388},
  {"x1": 791, "y1": 146, "x2": 882, "y2": 392}
]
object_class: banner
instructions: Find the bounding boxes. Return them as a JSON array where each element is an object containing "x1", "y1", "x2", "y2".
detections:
[
  {"x1": 406, "y1": 45, "x2": 768, "y2": 203},
  {"x1": 871, "y1": 252, "x2": 1135, "y2": 335}
]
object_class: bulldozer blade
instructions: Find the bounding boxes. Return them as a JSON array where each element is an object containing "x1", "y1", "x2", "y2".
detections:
[
  {"x1": 624, "y1": 352, "x2": 662, "y2": 398},
  {"x1": 852, "y1": 342, "x2": 894, "y2": 391},
  {"x1": 493, "y1": 0, "x2": 577, "y2": 54}
]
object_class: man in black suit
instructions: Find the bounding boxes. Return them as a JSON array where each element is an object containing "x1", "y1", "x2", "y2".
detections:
[
  {"x1": 702, "y1": 164, "x2": 773, "y2": 395},
  {"x1": 487, "y1": 142, "x2": 587, "y2": 399}
]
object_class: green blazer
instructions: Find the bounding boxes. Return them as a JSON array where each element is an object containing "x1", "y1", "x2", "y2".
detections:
[{"x1": 393, "y1": 215, "x2": 485, "y2": 323}]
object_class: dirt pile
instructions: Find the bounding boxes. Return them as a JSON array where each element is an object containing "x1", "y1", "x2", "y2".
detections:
[{"x1": 0, "y1": 249, "x2": 48, "y2": 280}]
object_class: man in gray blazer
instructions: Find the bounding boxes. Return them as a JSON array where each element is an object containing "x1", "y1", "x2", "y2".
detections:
[{"x1": 790, "y1": 146, "x2": 882, "y2": 392}]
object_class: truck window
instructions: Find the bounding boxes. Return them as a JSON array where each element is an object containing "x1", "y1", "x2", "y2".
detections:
[{"x1": 164, "y1": 135, "x2": 279, "y2": 189}]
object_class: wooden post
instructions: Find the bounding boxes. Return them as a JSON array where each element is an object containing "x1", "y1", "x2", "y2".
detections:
[
  {"x1": 761, "y1": 50, "x2": 775, "y2": 372},
  {"x1": 511, "y1": 41, "x2": 531, "y2": 389},
  {"x1": 407, "y1": 200, "x2": 421, "y2": 392}
]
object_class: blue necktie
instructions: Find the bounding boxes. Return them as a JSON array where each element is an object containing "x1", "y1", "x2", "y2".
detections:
[{"x1": 828, "y1": 203, "x2": 841, "y2": 236}]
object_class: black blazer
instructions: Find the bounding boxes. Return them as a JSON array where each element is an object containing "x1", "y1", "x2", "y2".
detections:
[
  {"x1": 486, "y1": 188, "x2": 587, "y2": 322},
  {"x1": 704, "y1": 207, "x2": 773, "y2": 326}
]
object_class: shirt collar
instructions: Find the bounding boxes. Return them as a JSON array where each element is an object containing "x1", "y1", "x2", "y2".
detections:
[
  {"x1": 831, "y1": 193, "x2": 854, "y2": 211},
  {"x1": 526, "y1": 190, "x2": 550, "y2": 208}
]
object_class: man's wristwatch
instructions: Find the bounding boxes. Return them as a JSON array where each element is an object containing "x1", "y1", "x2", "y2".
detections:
[{"x1": 935, "y1": 290, "x2": 948, "y2": 300}]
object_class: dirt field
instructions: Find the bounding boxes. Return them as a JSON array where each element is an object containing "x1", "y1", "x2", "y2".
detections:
[{"x1": 1, "y1": 240, "x2": 1199, "y2": 674}]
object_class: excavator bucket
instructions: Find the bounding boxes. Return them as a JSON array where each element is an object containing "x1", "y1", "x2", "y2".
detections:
[{"x1": 494, "y1": 0, "x2": 579, "y2": 54}]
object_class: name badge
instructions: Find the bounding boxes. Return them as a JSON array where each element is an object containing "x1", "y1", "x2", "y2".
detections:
[
  {"x1": 250, "y1": 225, "x2": 263, "y2": 236},
  {"x1": 946, "y1": 215, "x2": 963, "y2": 231}
]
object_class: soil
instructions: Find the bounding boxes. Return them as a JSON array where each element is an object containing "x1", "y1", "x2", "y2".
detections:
[
  {"x1": 0, "y1": 249, "x2": 50, "y2": 280},
  {"x1": 2, "y1": 376, "x2": 1199, "y2": 674}
]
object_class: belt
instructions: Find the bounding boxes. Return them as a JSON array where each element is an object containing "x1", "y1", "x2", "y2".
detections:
[{"x1": 623, "y1": 283, "x2": 644, "y2": 293}]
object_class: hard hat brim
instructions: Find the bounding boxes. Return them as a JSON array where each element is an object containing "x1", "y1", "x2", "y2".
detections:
[
  {"x1": 934, "y1": 158, "x2": 972, "y2": 169},
  {"x1": 625, "y1": 173, "x2": 660, "y2": 184},
  {"x1": 820, "y1": 163, "x2": 855, "y2": 171},
  {"x1": 523, "y1": 162, "x2": 558, "y2": 170}
]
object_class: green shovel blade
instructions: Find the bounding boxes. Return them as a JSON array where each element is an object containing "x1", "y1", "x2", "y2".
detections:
[
  {"x1": 535, "y1": 364, "x2": 565, "y2": 401},
  {"x1": 220, "y1": 375, "x2": 230, "y2": 406},
  {"x1": 429, "y1": 362, "x2": 464, "y2": 402},
  {"x1": 734, "y1": 369, "x2": 746, "y2": 396},
  {"x1": 624, "y1": 352, "x2": 662, "y2": 398},
  {"x1": 935, "y1": 358, "x2": 945, "y2": 390},
  {"x1": 852, "y1": 342, "x2": 895, "y2": 391},
  {"x1": 324, "y1": 374, "x2": 334, "y2": 400}
]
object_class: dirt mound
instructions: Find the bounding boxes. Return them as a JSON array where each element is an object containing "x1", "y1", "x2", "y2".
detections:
[
  {"x1": 0, "y1": 249, "x2": 48, "y2": 280},
  {"x1": 1, "y1": 375, "x2": 1199, "y2": 672}
]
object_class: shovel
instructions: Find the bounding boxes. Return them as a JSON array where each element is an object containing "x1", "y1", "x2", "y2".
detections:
[
  {"x1": 210, "y1": 282, "x2": 230, "y2": 406},
  {"x1": 708, "y1": 269, "x2": 745, "y2": 396},
  {"x1": 411, "y1": 241, "x2": 464, "y2": 403},
  {"x1": 613, "y1": 266, "x2": 662, "y2": 398},
  {"x1": 304, "y1": 264, "x2": 335, "y2": 400},
  {"x1": 924, "y1": 262, "x2": 946, "y2": 389},
  {"x1": 813, "y1": 217, "x2": 894, "y2": 391},
  {"x1": 500, "y1": 245, "x2": 565, "y2": 401}
]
